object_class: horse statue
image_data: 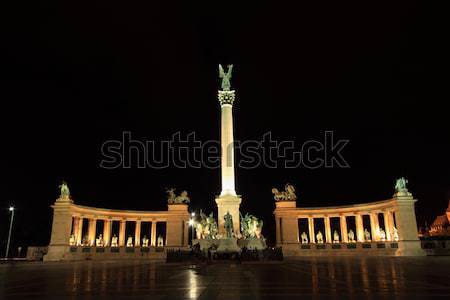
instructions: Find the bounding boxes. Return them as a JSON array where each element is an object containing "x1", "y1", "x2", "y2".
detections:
[{"x1": 272, "y1": 183, "x2": 297, "y2": 201}]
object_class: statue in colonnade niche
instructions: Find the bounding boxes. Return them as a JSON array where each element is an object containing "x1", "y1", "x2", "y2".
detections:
[
  {"x1": 333, "y1": 230, "x2": 340, "y2": 243},
  {"x1": 364, "y1": 229, "x2": 371, "y2": 242},
  {"x1": 316, "y1": 231, "x2": 324, "y2": 244},
  {"x1": 157, "y1": 235, "x2": 164, "y2": 247},
  {"x1": 96, "y1": 234, "x2": 104, "y2": 247},
  {"x1": 379, "y1": 228, "x2": 386, "y2": 241},
  {"x1": 69, "y1": 234, "x2": 75, "y2": 246},
  {"x1": 142, "y1": 235, "x2": 149, "y2": 247},
  {"x1": 224, "y1": 211, "x2": 234, "y2": 238},
  {"x1": 126, "y1": 236, "x2": 133, "y2": 247},
  {"x1": 111, "y1": 234, "x2": 118, "y2": 247},
  {"x1": 348, "y1": 229, "x2": 355, "y2": 242},
  {"x1": 301, "y1": 232, "x2": 308, "y2": 244},
  {"x1": 272, "y1": 183, "x2": 297, "y2": 201},
  {"x1": 392, "y1": 227, "x2": 399, "y2": 241}
]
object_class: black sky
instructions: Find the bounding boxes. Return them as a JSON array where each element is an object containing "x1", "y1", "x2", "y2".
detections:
[{"x1": 0, "y1": 1, "x2": 448, "y2": 251}]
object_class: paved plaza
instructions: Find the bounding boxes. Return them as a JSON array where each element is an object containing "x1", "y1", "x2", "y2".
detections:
[{"x1": 2, "y1": 257, "x2": 450, "y2": 299}]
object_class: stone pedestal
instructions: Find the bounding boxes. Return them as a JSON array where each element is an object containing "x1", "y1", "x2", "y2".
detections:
[
  {"x1": 216, "y1": 238, "x2": 241, "y2": 253},
  {"x1": 393, "y1": 193, "x2": 426, "y2": 256},
  {"x1": 166, "y1": 204, "x2": 190, "y2": 247},
  {"x1": 239, "y1": 238, "x2": 267, "y2": 250},
  {"x1": 44, "y1": 196, "x2": 73, "y2": 262},
  {"x1": 215, "y1": 194, "x2": 242, "y2": 235}
]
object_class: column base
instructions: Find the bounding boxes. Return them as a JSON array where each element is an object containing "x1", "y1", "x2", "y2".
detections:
[
  {"x1": 43, "y1": 245, "x2": 70, "y2": 262},
  {"x1": 396, "y1": 240, "x2": 427, "y2": 256}
]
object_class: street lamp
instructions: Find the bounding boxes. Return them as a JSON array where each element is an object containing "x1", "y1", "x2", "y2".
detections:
[{"x1": 5, "y1": 206, "x2": 15, "y2": 259}]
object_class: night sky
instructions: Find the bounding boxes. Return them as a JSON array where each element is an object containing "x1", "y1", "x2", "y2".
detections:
[{"x1": 0, "y1": 1, "x2": 448, "y2": 252}]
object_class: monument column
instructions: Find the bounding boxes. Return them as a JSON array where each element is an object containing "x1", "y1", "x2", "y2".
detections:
[
  {"x1": 355, "y1": 214, "x2": 364, "y2": 242},
  {"x1": 151, "y1": 221, "x2": 157, "y2": 246},
  {"x1": 119, "y1": 220, "x2": 126, "y2": 247},
  {"x1": 275, "y1": 217, "x2": 281, "y2": 245},
  {"x1": 135, "y1": 220, "x2": 141, "y2": 247},
  {"x1": 308, "y1": 217, "x2": 315, "y2": 243},
  {"x1": 340, "y1": 215, "x2": 348, "y2": 243},
  {"x1": 324, "y1": 217, "x2": 332, "y2": 243},
  {"x1": 215, "y1": 64, "x2": 241, "y2": 234}
]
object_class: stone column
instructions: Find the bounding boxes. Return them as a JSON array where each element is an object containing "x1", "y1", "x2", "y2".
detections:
[
  {"x1": 308, "y1": 217, "x2": 315, "y2": 243},
  {"x1": 119, "y1": 220, "x2": 126, "y2": 247},
  {"x1": 44, "y1": 196, "x2": 74, "y2": 261},
  {"x1": 383, "y1": 211, "x2": 392, "y2": 241},
  {"x1": 135, "y1": 220, "x2": 141, "y2": 247},
  {"x1": 88, "y1": 218, "x2": 96, "y2": 246},
  {"x1": 103, "y1": 219, "x2": 112, "y2": 246},
  {"x1": 72, "y1": 217, "x2": 80, "y2": 243},
  {"x1": 370, "y1": 213, "x2": 380, "y2": 241},
  {"x1": 355, "y1": 214, "x2": 364, "y2": 242},
  {"x1": 76, "y1": 217, "x2": 83, "y2": 246},
  {"x1": 324, "y1": 217, "x2": 332, "y2": 243},
  {"x1": 151, "y1": 221, "x2": 157, "y2": 246},
  {"x1": 340, "y1": 215, "x2": 348, "y2": 243},
  {"x1": 215, "y1": 89, "x2": 241, "y2": 234}
]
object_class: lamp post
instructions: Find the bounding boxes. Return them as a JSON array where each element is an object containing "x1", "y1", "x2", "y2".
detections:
[{"x1": 5, "y1": 206, "x2": 15, "y2": 259}]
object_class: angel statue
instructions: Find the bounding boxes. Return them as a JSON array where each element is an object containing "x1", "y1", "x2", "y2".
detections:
[
  {"x1": 219, "y1": 64, "x2": 233, "y2": 91},
  {"x1": 59, "y1": 181, "x2": 70, "y2": 199}
]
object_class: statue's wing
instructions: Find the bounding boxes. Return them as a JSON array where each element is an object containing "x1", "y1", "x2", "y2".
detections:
[
  {"x1": 227, "y1": 65, "x2": 233, "y2": 78},
  {"x1": 218, "y1": 64, "x2": 225, "y2": 78}
]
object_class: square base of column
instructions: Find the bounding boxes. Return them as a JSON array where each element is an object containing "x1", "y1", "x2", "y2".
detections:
[
  {"x1": 43, "y1": 245, "x2": 70, "y2": 262},
  {"x1": 396, "y1": 240, "x2": 427, "y2": 256}
]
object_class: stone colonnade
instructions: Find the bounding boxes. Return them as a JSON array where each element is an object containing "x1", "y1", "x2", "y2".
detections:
[
  {"x1": 274, "y1": 192, "x2": 425, "y2": 256},
  {"x1": 45, "y1": 198, "x2": 190, "y2": 261}
]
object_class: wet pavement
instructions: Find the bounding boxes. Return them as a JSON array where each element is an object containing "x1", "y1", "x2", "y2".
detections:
[{"x1": 1, "y1": 257, "x2": 450, "y2": 299}]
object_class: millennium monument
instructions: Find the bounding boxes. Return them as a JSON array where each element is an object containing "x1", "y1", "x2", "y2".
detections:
[{"x1": 42, "y1": 66, "x2": 425, "y2": 261}]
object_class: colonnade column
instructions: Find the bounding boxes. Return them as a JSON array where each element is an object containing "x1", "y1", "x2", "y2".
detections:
[
  {"x1": 324, "y1": 216, "x2": 332, "y2": 243},
  {"x1": 151, "y1": 221, "x2": 157, "y2": 246},
  {"x1": 103, "y1": 219, "x2": 112, "y2": 246},
  {"x1": 370, "y1": 213, "x2": 379, "y2": 241},
  {"x1": 135, "y1": 220, "x2": 141, "y2": 247},
  {"x1": 72, "y1": 217, "x2": 80, "y2": 243},
  {"x1": 340, "y1": 215, "x2": 348, "y2": 243},
  {"x1": 355, "y1": 214, "x2": 364, "y2": 242},
  {"x1": 76, "y1": 217, "x2": 83, "y2": 246},
  {"x1": 308, "y1": 217, "x2": 315, "y2": 243},
  {"x1": 119, "y1": 220, "x2": 126, "y2": 246},
  {"x1": 88, "y1": 218, "x2": 96, "y2": 246},
  {"x1": 383, "y1": 211, "x2": 392, "y2": 241}
]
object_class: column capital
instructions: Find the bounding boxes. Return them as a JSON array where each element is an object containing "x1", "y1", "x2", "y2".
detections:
[{"x1": 218, "y1": 90, "x2": 235, "y2": 106}]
